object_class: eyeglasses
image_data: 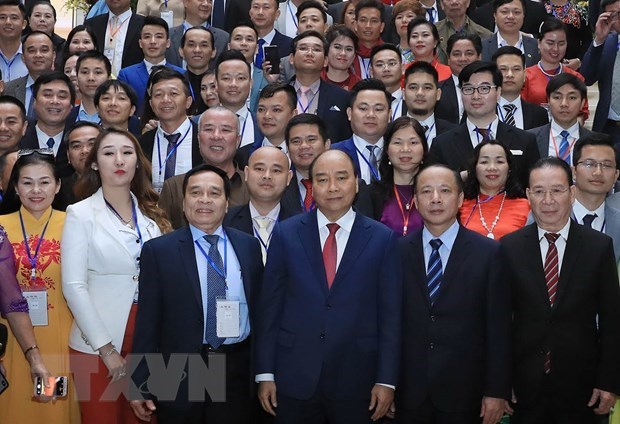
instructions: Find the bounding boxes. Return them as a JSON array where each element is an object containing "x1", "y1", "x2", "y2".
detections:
[
  {"x1": 577, "y1": 159, "x2": 617, "y2": 171},
  {"x1": 297, "y1": 46, "x2": 323, "y2": 54},
  {"x1": 17, "y1": 148, "x2": 54, "y2": 159},
  {"x1": 528, "y1": 187, "x2": 570, "y2": 199},
  {"x1": 460, "y1": 85, "x2": 497, "y2": 95},
  {"x1": 372, "y1": 60, "x2": 400, "y2": 69}
]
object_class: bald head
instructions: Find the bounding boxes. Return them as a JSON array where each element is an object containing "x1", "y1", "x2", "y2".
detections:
[
  {"x1": 198, "y1": 106, "x2": 241, "y2": 169},
  {"x1": 245, "y1": 146, "x2": 293, "y2": 206}
]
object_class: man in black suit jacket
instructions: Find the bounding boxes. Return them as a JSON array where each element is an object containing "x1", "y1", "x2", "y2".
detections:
[
  {"x1": 84, "y1": 0, "x2": 145, "y2": 75},
  {"x1": 469, "y1": 0, "x2": 548, "y2": 36},
  {"x1": 130, "y1": 164, "x2": 263, "y2": 424},
  {"x1": 224, "y1": 147, "x2": 294, "y2": 262},
  {"x1": 493, "y1": 46, "x2": 549, "y2": 130},
  {"x1": 430, "y1": 61, "x2": 540, "y2": 187},
  {"x1": 500, "y1": 157, "x2": 620, "y2": 423},
  {"x1": 435, "y1": 33, "x2": 483, "y2": 125},
  {"x1": 396, "y1": 164, "x2": 511, "y2": 423},
  {"x1": 249, "y1": 0, "x2": 293, "y2": 62}
]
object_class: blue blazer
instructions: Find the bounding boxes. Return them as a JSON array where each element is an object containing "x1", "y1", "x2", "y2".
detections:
[
  {"x1": 581, "y1": 33, "x2": 618, "y2": 132},
  {"x1": 254, "y1": 210, "x2": 402, "y2": 400},
  {"x1": 131, "y1": 226, "x2": 263, "y2": 409},
  {"x1": 117, "y1": 61, "x2": 185, "y2": 116}
]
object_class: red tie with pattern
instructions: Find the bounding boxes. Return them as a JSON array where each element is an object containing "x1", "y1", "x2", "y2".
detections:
[
  {"x1": 323, "y1": 223, "x2": 339, "y2": 288},
  {"x1": 301, "y1": 178, "x2": 314, "y2": 211},
  {"x1": 543, "y1": 232, "x2": 560, "y2": 373}
]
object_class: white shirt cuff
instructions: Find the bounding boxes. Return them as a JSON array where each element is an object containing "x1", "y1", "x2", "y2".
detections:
[
  {"x1": 377, "y1": 383, "x2": 396, "y2": 390},
  {"x1": 255, "y1": 373, "x2": 275, "y2": 382}
]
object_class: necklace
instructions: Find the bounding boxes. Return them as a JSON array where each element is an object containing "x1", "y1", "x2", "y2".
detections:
[
  {"x1": 105, "y1": 198, "x2": 135, "y2": 229},
  {"x1": 537, "y1": 61, "x2": 563, "y2": 78},
  {"x1": 395, "y1": 185, "x2": 413, "y2": 210},
  {"x1": 477, "y1": 191, "x2": 506, "y2": 239}
]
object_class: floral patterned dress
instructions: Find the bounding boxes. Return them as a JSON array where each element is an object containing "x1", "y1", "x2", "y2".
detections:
[{"x1": 0, "y1": 207, "x2": 80, "y2": 424}]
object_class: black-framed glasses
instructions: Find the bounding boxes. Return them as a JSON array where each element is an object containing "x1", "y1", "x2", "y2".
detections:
[
  {"x1": 17, "y1": 148, "x2": 54, "y2": 159},
  {"x1": 460, "y1": 85, "x2": 497, "y2": 95}
]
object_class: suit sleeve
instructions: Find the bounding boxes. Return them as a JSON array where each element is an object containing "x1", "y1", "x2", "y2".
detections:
[{"x1": 580, "y1": 41, "x2": 603, "y2": 85}]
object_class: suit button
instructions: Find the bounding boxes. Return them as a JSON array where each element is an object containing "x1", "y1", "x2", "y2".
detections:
[
  {"x1": 133, "y1": 275, "x2": 139, "y2": 281},
  {"x1": 430, "y1": 315, "x2": 436, "y2": 322},
  {"x1": 320, "y1": 333, "x2": 325, "y2": 340},
  {"x1": 429, "y1": 342, "x2": 434, "y2": 349},
  {"x1": 326, "y1": 304, "x2": 332, "y2": 309}
]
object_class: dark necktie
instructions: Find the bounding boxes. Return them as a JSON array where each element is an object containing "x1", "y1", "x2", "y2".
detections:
[
  {"x1": 427, "y1": 238, "x2": 443, "y2": 305},
  {"x1": 27, "y1": 87, "x2": 34, "y2": 118},
  {"x1": 366, "y1": 145, "x2": 379, "y2": 181},
  {"x1": 543, "y1": 232, "x2": 560, "y2": 374},
  {"x1": 204, "y1": 234, "x2": 226, "y2": 348},
  {"x1": 582, "y1": 213, "x2": 597, "y2": 228},
  {"x1": 164, "y1": 132, "x2": 181, "y2": 180},
  {"x1": 255, "y1": 39, "x2": 266, "y2": 68},
  {"x1": 558, "y1": 130, "x2": 570, "y2": 163},
  {"x1": 301, "y1": 178, "x2": 314, "y2": 211},
  {"x1": 476, "y1": 127, "x2": 490, "y2": 143},
  {"x1": 211, "y1": 0, "x2": 225, "y2": 29},
  {"x1": 323, "y1": 223, "x2": 339, "y2": 288},
  {"x1": 424, "y1": 7, "x2": 435, "y2": 23},
  {"x1": 46, "y1": 137, "x2": 55, "y2": 149},
  {"x1": 503, "y1": 104, "x2": 517, "y2": 127}
]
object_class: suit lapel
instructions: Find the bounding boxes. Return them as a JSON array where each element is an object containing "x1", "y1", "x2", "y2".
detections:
[
  {"x1": 226, "y1": 228, "x2": 253, "y2": 310},
  {"x1": 236, "y1": 205, "x2": 254, "y2": 234},
  {"x1": 123, "y1": 15, "x2": 141, "y2": 62},
  {"x1": 522, "y1": 224, "x2": 552, "y2": 308},
  {"x1": 92, "y1": 190, "x2": 136, "y2": 260},
  {"x1": 138, "y1": 62, "x2": 149, "y2": 87},
  {"x1": 553, "y1": 222, "x2": 582, "y2": 310},
  {"x1": 298, "y1": 211, "x2": 329, "y2": 295},
  {"x1": 178, "y1": 227, "x2": 203, "y2": 310},
  {"x1": 331, "y1": 214, "x2": 371, "y2": 289},
  {"x1": 408, "y1": 231, "x2": 431, "y2": 309},
  {"x1": 433, "y1": 226, "x2": 470, "y2": 305}
]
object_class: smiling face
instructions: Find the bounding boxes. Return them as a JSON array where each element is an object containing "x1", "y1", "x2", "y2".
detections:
[
  {"x1": 200, "y1": 73, "x2": 219, "y2": 108},
  {"x1": 180, "y1": 29, "x2": 215, "y2": 73},
  {"x1": 527, "y1": 165, "x2": 575, "y2": 232},
  {"x1": 216, "y1": 59, "x2": 252, "y2": 110},
  {"x1": 408, "y1": 23, "x2": 436, "y2": 60},
  {"x1": 23, "y1": 33, "x2": 55, "y2": 77},
  {"x1": 0, "y1": 102, "x2": 27, "y2": 154},
  {"x1": 94, "y1": 132, "x2": 138, "y2": 189},
  {"x1": 287, "y1": 123, "x2": 330, "y2": 172},
  {"x1": 370, "y1": 49, "x2": 402, "y2": 91},
  {"x1": 461, "y1": 71, "x2": 501, "y2": 120},
  {"x1": 183, "y1": 170, "x2": 229, "y2": 233},
  {"x1": 69, "y1": 30, "x2": 95, "y2": 54},
  {"x1": 327, "y1": 35, "x2": 356, "y2": 71},
  {"x1": 312, "y1": 150, "x2": 359, "y2": 221},
  {"x1": 198, "y1": 108, "x2": 240, "y2": 167},
  {"x1": 387, "y1": 125, "x2": 425, "y2": 175},
  {"x1": 494, "y1": 0, "x2": 524, "y2": 34},
  {"x1": 228, "y1": 26, "x2": 258, "y2": 63},
  {"x1": 448, "y1": 39, "x2": 480, "y2": 76},
  {"x1": 29, "y1": 3, "x2": 55, "y2": 35},
  {"x1": 149, "y1": 78, "x2": 192, "y2": 126},
  {"x1": 538, "y1": 29, "x2": 567, "y2": 66},
  {"x1": 0, "y1": 5, "x2": 26, "y2": 41},
  {"x1": 298, "y1": 7, "x2": 327, "y2": 34},
  {"x1": 414, "y1": 166, "x2": 463, "y2": 236},
  {"x1": 34, "y1": 80, "x2": 72, "y2": 128},
  {"x1": 356, "y1": 7, "x2": 384, "y2": 46},
  {"x1": 140, "y1": 24, "x2": 170, "y2": 62},
  {"x1": 475, "y1": 143, "x2": 509, "y2": 195},
  {"x1": 15, "y1": 162, "x2": 59, "y2": 218}
]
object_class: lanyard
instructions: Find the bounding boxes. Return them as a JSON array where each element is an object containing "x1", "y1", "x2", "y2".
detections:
[
  {"x1": 287, "y1": 0, "x2": 298, "y2": 29},
  {"x1": 358, "y1": 56, "x2": 371, "y2": 79},
  {"x1": 188, "y1": 82, "x2": 196, "y2": 101},
  {"x1": 473, "y1": 122, "x2": 493, "y2": 145},
  {"x1": 0, "y1": 53, "x2": 18, "y2": 81},
  {"x1": 298, "y1": 187, "x2": 316, "y2": 212},
  {"x1": 239, "y1": 111, "x2": 249, "y2": 143},
  {"x1": 19, "y1": 209, "x2": 53, "y2": 281},
  {"x1": 393, "y1": 185, "x2": 414, "y2": 236},
  {"x1": 156, "y1": 124, "x2": 192, "y2": 177},
  {"x1": 297, "y1": 89, "x2": 318, "y2": 114},
  {"x1": 391, "y1": 98, "x2": 402, "y2": 121},
  {"x1": 355, "y1": 145, "x2": 381, "y2": 181},
  {"x1": 423, "y1": 121, "x2": 436, "y2": 139},
  {"x1": 104, "y1": 197, "x2": 144, "y2": 247},
  {"x1": 194, "y1": 233, "x2": 228, "y2": 285},
  {"x1": 550, "y1": 130, "x2": 577, "y2": 161},
  {"x1": 253, "y1": 224, "x2": 274, "y2": 250},
  {"x1": 108, "y1": 16, "x2": 131, "y2": 40}
]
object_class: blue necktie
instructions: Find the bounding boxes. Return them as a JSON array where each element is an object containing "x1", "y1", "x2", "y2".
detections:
[
  {"x1": 255, "y1": 39, "x2": 266, "y2": 69},
  {"x1": 427, "y1": 238, "x2": 443, "y2": 305},
  {"x1": 211, "y1": 0, "x2": 225, "y2": 29},
  {"x1": 46, "y1": 137, "x2": 55, "y2": 149},
  {"x1": 425, "y1": 7, "x2": 435, "y2": 23},
  {"x1": 366, "y1": 144, "x2": 379, "y2": 181},
  {"x1": 164, "y1": 132, "x2": 180, "y2": 180},
  {"x1": 204, "y1": 234, "x2": 226, "y2": 348},
  {"x1": 559, "y1": 130, "x2": 570, "y2": 163}
]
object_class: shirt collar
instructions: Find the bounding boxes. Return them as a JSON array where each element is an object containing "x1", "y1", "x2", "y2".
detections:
[
  {"x1": 392, "y1": 88, "x2": 403, "y2": 101},
  {"x1": 466, "y1": 117, "x2": 500, "y2": 139},
  {"x1": 352, "y1": 133, "x2": 384, "y2": 152},
  {"x1": 145, "y1": 59, "x2": 166, "y2": 74},
  {"x1": 110, "y1": 9, "x2": 132, "y2": 21},
  {"x1": 249, "y1": 201, "x2": 281, "y2": 221},
  {"x1": 316, "y1": 207, "x2": 356, "y2": 233},
  {"x1": 261, "y1": 137, "x2": 288, "y2": 154},
  {"x1": 26, "y1": 75, "x2": 35, "y2": 87},
  {"x1": 537, "y1": 219, "x2": 571, "y2": 243},
  {"x1": 35, "y1": 124, "x2": 63, "y2": 141},
  {"x1": 498, "y1": 96, "x2": 522, "y2": 109},
  {"x1": 183, "y1": 20, "x2": 210, "y2": 32},
  {"x1": 497, "y1": 31, "x2": 523, "y2": 49},
  {"x1": 78, "y1": 104, "x2": 100, "y2": 120},
  {"x1": 260, "y1": 29, "x2": 276, "y2": 45},
  {"x1": 422, "y1": 219, "x2": 460, "y2": 251},
  {"x1": 418, "y1": 113, "x2": 436, "y2": 127},
  {"x1": 551, "y1": 120, "x2": 580, "y2": 139},
  {"x1": 157, "y1": 117, "x2": 191, "y2": 137},
  {"x1": 293, "y1": 78, "x2": 321, "y2": 94},
  {"x1": 573, "y1": 198, "x2": 606, "y2": 221},
  {"x1": 190, "y1": 223, "x2": 225, "y2": 242}
]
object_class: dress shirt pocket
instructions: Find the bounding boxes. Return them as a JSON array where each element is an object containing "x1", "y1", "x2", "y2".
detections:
[{"x1": 277, "y1": 329, "x2": 296, "y2": 349}]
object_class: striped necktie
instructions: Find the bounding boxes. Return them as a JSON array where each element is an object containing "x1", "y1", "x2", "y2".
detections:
[{"x1": 427, "y1": 238, "x2": 443, "y2": 305}]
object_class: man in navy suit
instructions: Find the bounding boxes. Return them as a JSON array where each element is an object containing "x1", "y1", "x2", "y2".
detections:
[
  {"x1": 255, "y1": 149, "x2": 402, "y2": 423},
  {"x1": 396, "y1": 164, "x2": 511, "y2": 423},
  {"x1": 249, "y1": 0, "x2": 293, "y2": 65},
  {"x1": 332, "y1": 78, "x2": 391, "y2": 184},
  {"x1": 130, "y1": 164, "x2": 263, "y2": 424},
  {"x1": 580, "y1": 0, "x2": 620, "y2": 145},
  {"x1": 117, "y1": 16, "x2": 185, "y2": 116}
]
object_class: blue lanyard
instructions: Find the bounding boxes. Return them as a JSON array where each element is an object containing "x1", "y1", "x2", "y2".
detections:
[
  {"x1": 19, "y1": 209, "x2": 53, "y2": 281},
  {"x1": 391, "y1": 98, "x2": 402, "y2": 121},
  {"x1": 194, "y1": 233, "x2": 228, "y2": 285},
  {"x1": 287, "y1": 1, "x2": 298, "y2": 29},
  {"x1": 0, "y1": 53, "x2": 18, "y2": 81},
  {"x1": 297, "y1": 89, "x2": 318, "y2": 114},
  {"x1": 239, "y1": 111, "x2": 249, "y2": 142},
  {"x1": 359, "y1": 56, "x2": 371, "y2": 79},
  {"x1": 156, "y1": 124, "x2": 192, "y2": 177},
  {"x1": 423, "y1": 121, "x2": 436, "y2": 139},
  {"x1": 474, "y1": 122, "x2": 493, "y2": 144},
  {"x1": 355, "y1": 145, "x2": 381, "y2": 181},
  {"x1": 188, "y1": 82, "x2": 195, "y2": 101},
  {"x1": 253, "y1": 223, "x2": 275, "y2": 250},
  {"x1": 104, "y1": 197, "x2": 144, "y2": 247}
]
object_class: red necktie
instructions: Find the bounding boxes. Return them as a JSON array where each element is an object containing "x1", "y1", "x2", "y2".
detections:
[
  {"x1": 323, "y1": 223, "x2": 339, "y2": 288},
  {"x1": 543, "y1": 232, "x2": 560, "y2": 374},
  {"x1": 301, "y1": 178, "x2": 314, "y2": 211}
]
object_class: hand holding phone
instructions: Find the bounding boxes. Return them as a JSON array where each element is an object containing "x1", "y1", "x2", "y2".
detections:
[
  {"x1": 34, "y1": 376, "x2": 68, "y2": 398},
  {"x1": 264, "y1": 46, "x2": 280, "y2": 75}
]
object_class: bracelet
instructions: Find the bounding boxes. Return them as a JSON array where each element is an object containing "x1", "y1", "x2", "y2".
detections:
[
  {"x1": 100, "y1": 346, "x2": 117, "y2": 357},
  {"x1": 23, "y1": 345, "x2": 38, "y2": 357}
]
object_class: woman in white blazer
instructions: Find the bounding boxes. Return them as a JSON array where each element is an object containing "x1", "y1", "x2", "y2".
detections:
[{"x1": 61, "y1": 128, "x2": 171, "y2": 424}]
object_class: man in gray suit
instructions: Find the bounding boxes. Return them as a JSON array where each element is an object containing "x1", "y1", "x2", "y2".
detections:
[
  {"x1": 4, "y1": 31, "x2": 55, "y2": 119},
  {"x1": 165, "y1": 0, "x2": 229, "y2": 69},
  {"x1": 529, "y1": 73, "x2": 592, "y2": 162},
  {"x1": 574, "y1": 133, "x2": 620, "y2": 263}
]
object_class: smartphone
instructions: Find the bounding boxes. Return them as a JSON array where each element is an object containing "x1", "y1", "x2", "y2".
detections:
[
  {"x1": 0, "y1": 371, "x2": 8, "y2": 396},
  {"x1": 264, "y1": 46, "x2": 280, "y2": 74},
  {"x1": 34, "y1": 376, "x2": 68, "y2": 397}
]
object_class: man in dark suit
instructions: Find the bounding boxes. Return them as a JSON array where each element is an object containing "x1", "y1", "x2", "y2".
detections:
[
  {"x1": 327, "y1": 0, "x2": 396, "y2": 43},
  {"x1": 435, "y1": 33, "x2": 482, "y2": 125},
  {"x1": 139, "y1": 68, "x2": 200, "y2": 193},
  {"x1": 166, "y1": 0, "x2": 229, "y2": 69},
  {"x1": 572, "y1": 133, "x2": 620, "y2": 263},
  {"x1": 332, "y1": 79, "x2": 390, "y2": 184},
  {"x1": 289, "y1": 31, "x2": 352, "y2": 143},
  {"x1": 396, "y1": 164, "x2": 511, "y2": 423},
  {"x1": 403, "y1": 61, "x2": 456, "y2": 147},
  {"x1": 19, "y1": 71, "x2": 74, "y2": 178},
  {"x1": 430, "y1": 61, "x2": 540, "y2": 187},
  {"x1": 528, "y1": 73, "x2": 592, "y2": 161},
  {"x1": 493, "y1": 46, "x2": 549, "y2": 130},
  {"x1": 255, "y1": 149, "x2": 402, "y2": 423},
  {"x1": 500, "y1": 157, "x2": 620, "y2": 423},
  {"x1": 580, "y1": 0, "x2": 620, "y2": 145},
  {"x1": 0, "y1": 95, "x2": 27, "y2": 155},
  {"x1": 84, "y1": 0, "x2": 145, "y2": 75},
  {"x1": 370, "y1": 44, "x2": 405, "y2": 119},
  {"x1": 250, "y1": 0, "x2": 293, "y2": 66},
  {"x1": 225, "y1": 146, "x2": 294, "y2": 262},
  {"x1": 130, "y1": 164, "x2": 263, "y2": 424},
  {"x1": 469, "y1": 0, "x2": 548, "y2": 36}
]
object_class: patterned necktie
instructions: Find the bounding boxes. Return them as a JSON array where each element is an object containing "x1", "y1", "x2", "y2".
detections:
[
  {"x1": 476, "y1": 127, "x2": 490, "y2": 143},
  {"x1": 164, "y1": 132, "x2": 181, "y2": 180},
  {"x1": 204, "y1": 234, "x2": 226, "y2": 348},
  {"x1": 366, "y1": 145, "x2": 379, "y2": 180},
  {"x1": 503, "y1": 104, "x2": 517, "y2": 127},
  {"x1": 582, "y1": 213, "x2": 597, "y2": 229},
  {"x1": 424, "y1": 7, "x2": 435, "y2": 23},
  {"x1": 27, "y1": 87, "x2": 34, "y2": 118},
  {"x1": 427, "y1": 238, "x2": 443, "y2": 305},
  {"x1": 211, "y1": 0, "x2": 225, "y2": 29},
  {"x1": 301, "y1": 178, "x2": 314, "y2": 211},
  {"x1": 323, "y1": 223, "x2": 339, "y2": 288},
  {"x1": 253, "y1": 216, "x2": 271, "y2": 264},
  {"x1": 255, "y1": 39, "x2": 266, "y2": 68},
  {"x1": 46, "y1": 137, "x2": 55, "y2": 149},
  {"x1": 298, "y1": 86, "x2": 311, "y2": 113},
  {"x1": 558, "y1": 130, "x2": 570, "y2": 163},
  {"x1": 543, "y1": 232, "x2": 560, "y2": 374}
]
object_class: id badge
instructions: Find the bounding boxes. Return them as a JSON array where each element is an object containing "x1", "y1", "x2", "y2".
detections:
[
  {"x1": 216, "y1": 297, "x2": 240, "y2": 338},
  {"x1": 152, "y1": 180, "x2": 163, "y2": 194},
  {"x1": 103, "y1": 48, "x2": 115, "y2": 63},
  {"x1": 160, "y1": 10, "x2": 174, "y2": 29},
  {"x1": 23, "y1": 291, "x2": 48, "y2": 326}
]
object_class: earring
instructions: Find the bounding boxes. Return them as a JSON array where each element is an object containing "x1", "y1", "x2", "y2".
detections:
[
  {"x1": 91, "y1": 164, "x2": 98, "y2": 171},
  {"x1": 388, "y1": 160, "x2": 392, "y2": 165}
]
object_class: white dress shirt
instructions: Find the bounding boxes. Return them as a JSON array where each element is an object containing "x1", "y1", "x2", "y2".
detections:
[
  {"x1": 573, "y1": 199, "x2": 606, "y2": 233},
  {"x1": 35, "y1": 125, "x2": 63, "y2": 156},
  {"x1": 497, "y1": 32, "x2": 525, "y2": 54},
  {"x1": 548, "y1": 120, "x2": 580, "y2": 161},
  {"x1": 391, "y1": 89, "x2": 404, "y2": 121},
  {"x1": 498, "y1": 96, "x2": 524, "y2": 129},
  {"x1": 452, "y1": 74, "x2": 464, "y2": 121},
  {"x1": 418, "y1": 114, "x2": 438, "y2": 147},
  {"x1": 537, "y1": 219, "x2": 570, "y2": 274},
  {"x1": 0, "y1": 44, "x2": 27, "y2": 82},
  {"x1": 422, "y1": 219, "x2": 460, "y2": 270},
  {"x1": 466, "y1": 117, "x2": 499, "y2": 147},
  {"x1": 104, "y1": 9, "x2": 132, "y2": 75},
  {"x1": 151, "y1": 117, "x2": 194, "y2": 188},
  {"x1": 145, "y1": 58, "x2": 166, "y2": 74},
  {"x1": 352, "y1": 134, "x2": 384, "y2": 184},
  {"x1": 235, "y1": 105, "x2": 255, "y2": 147}
]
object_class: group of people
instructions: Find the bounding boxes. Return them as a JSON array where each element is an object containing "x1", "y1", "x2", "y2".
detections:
[{"x1": 0, "y1": 0, "x2": 619, "y2": 422}]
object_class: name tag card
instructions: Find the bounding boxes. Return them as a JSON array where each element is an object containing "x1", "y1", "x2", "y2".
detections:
[
  {"x1": 23, "y1": 291, "x2": 48, "y2": 326},
  {"x1": 160, "y1": 11, "x2": 174, "y2": 29},
  {"x1": 216, "y1": 297, "x2": 240, "y2": 338}
]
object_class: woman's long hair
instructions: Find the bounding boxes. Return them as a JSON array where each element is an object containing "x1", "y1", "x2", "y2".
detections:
[{"x1": 74, "y1": 128, "x2": 172, "y2": 233}]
